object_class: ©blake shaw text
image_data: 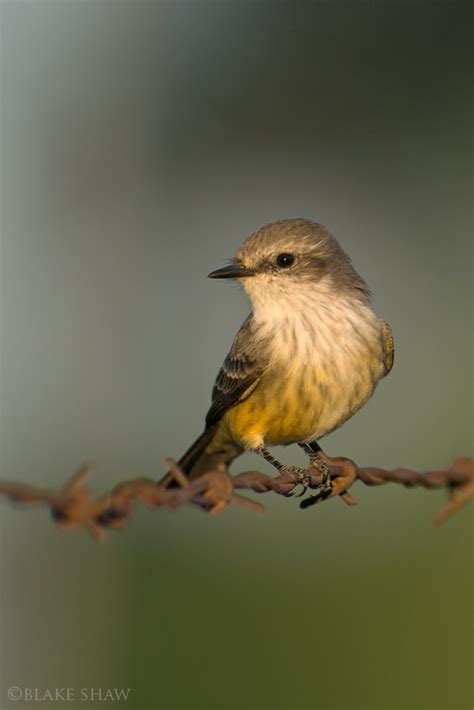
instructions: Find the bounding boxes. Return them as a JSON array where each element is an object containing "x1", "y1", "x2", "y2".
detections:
[{"x1": 7, "y1": 686, "x2": 131, "y2": 702}]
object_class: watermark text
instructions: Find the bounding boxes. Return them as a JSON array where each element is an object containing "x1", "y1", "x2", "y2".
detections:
[{"x1": 7, "y1": 687, "x2": 131, "y2": 702}]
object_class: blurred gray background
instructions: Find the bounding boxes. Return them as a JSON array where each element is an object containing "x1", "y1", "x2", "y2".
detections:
[{"x1": 1, "y1": 1, "x2": 472, "y2": 709}]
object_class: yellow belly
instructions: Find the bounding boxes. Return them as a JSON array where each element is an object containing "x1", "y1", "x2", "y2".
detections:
[{"x1": 216, "y1": 355, "x2": 384, "y2": 451}]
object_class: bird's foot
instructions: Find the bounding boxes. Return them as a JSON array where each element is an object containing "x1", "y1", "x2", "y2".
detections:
[
  {"x1": 278, "y1": 466, "x2": 311, "y2": 497},
  {"x1": 308, "y1": 452, "x2": 333, "y2": 496},
  {"x1": 300, "y1": 452, "x2": 359, "y2": 509}
]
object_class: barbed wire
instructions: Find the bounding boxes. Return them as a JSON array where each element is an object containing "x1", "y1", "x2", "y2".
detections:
[{"x1": 0, "y1": 453, "x2": 472, "y2": 540}]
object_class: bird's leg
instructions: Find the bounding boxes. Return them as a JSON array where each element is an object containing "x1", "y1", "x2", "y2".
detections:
[
  {"x1": 252, "y1": 447, "x2": 310, "y2": 497},
  {"x1": 299, "y1": 441, "x2": 333, "y2": 495}
]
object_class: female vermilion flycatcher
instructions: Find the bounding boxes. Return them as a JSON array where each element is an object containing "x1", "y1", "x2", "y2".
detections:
[{"x1": 160, "y1": 218, "x2": 394, "y2": 493}]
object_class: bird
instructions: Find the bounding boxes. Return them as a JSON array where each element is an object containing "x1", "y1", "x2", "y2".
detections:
[{"x1": 160, "y1": 218, "x2": 394, "y2": 493}]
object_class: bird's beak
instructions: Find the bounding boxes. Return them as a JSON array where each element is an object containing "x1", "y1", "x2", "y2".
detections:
[{"x1": 208, "y1": 262, "x2": 256, "y2": 279}]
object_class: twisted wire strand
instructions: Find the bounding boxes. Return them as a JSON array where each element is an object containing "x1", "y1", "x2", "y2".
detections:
[{"x1": 0, "y1": 455, "x2": 472, "y2": 539}]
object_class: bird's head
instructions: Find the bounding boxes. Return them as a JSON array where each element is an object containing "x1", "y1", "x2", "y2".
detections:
[{"x1": 208, "y1": 218, "x2": 370, "y2": 308}]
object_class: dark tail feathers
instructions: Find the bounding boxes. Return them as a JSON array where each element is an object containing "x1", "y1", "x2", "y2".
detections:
[{"x1": 158, "y1": 426, "x2": 217, "y2": 488}]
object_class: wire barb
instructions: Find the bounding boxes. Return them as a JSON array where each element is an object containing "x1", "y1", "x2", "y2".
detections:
[{"x1": 0, "y1": 454, "x2": 472, "y2": 540}]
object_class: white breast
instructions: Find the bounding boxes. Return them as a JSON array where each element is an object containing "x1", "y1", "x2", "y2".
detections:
[{"x1": 248, "y1": 276, "x2": 385, "y2": 440}]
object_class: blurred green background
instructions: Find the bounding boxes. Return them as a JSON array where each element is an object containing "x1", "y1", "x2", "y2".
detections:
[{"x1": 1, "y1": 1, "x2": 472, "y2": 709}]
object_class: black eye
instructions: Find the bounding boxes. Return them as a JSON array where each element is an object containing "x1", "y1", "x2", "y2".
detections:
[{"x1": 276, "y1": 253, "x2": 295, "y2": 268}]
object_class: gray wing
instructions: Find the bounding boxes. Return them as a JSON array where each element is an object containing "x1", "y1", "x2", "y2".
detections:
[{"x1": 205, "y1": 315, "x2": 268, "y2": 429}]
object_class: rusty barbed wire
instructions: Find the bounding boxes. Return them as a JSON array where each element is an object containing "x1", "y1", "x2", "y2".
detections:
[{"x1": 0, "y1": 453, "x2": 472, "y2": 540}]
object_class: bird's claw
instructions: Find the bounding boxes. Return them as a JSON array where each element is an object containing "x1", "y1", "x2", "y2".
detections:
[
  {"x1": 300, "y1": 454, "x2": 334, "y2": 507},
  {"x1": 308, "y1": 453, "x2": 333, "y2": 493},
  {"x1": 278, "y1": 466, "x2": 310, "y2": 497},
  {"x1": 299, "y1": 477, "x2": 333, "y2": 509},
  {"x1": 295, "y1": 485, "x2": 308, "y2": 498},
  {"x1": 319, "y1": 475, "x2": 333, "y2": 495},
  {"x1": 284, "y1": 484, "x2": 308, "y2": 498}
]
